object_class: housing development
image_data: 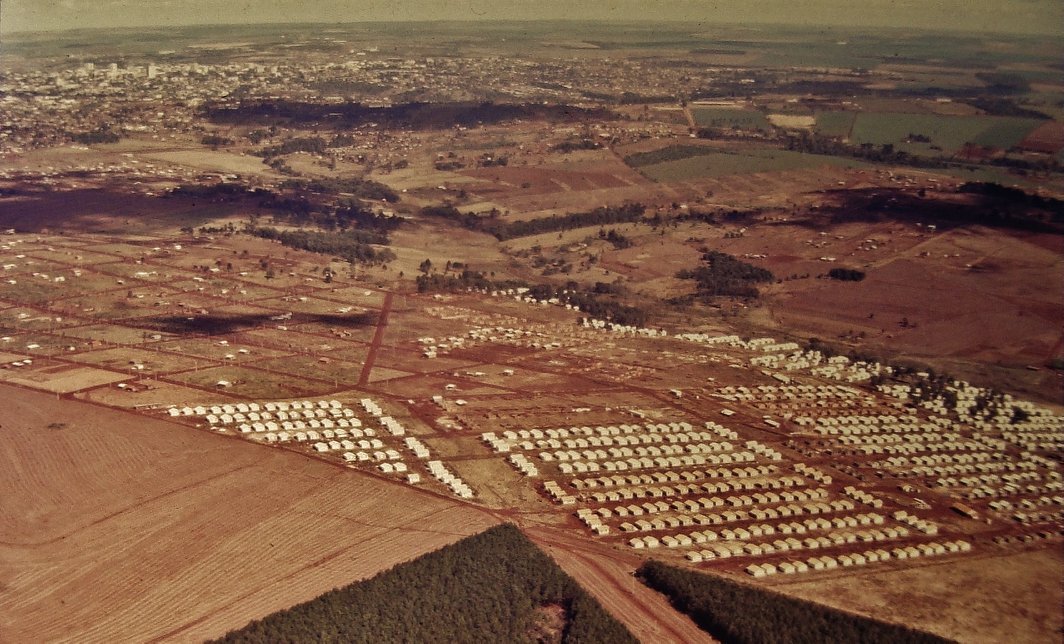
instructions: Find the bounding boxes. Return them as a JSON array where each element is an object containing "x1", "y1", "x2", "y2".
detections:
[{"x1": 1, "y1": 17, "x2": 1062, "y2": 644}]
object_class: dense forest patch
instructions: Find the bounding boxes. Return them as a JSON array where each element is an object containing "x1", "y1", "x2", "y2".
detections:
[
  {"x1": 637, "y1": 560, "x2": 952, "y2": 644},
  {"x1": 204, "y1": 100, "x2": 618, "y2": 130},
  {"x1": 675, "y1": 250, "x2": 775, "y2": 299},
  {"x1": 212, "y1": 524, "x2": 636, "y2": 644},
  {"x1": 419, "y1": 202, "x2": 646, "y2": 241}
]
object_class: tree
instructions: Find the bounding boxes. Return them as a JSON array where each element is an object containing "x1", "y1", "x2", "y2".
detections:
[{"x1": 419, "y1": 259, "x2": 433, "y2": 274}]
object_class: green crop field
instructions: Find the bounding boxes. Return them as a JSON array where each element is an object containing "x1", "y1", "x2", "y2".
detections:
[
  {"x1": 692, "y1": 106, "x2": 771, "y2": 130},
  {"x1": 638, "y1": 148, "x2": 864, "y2": 182},
  {"x1": 846, "y1": 112, "x2": 1044, "y2": 153},
  {"x1": 971, "y1": 117, "x2": 1047, "y2": 149},
  {"x1": 814, "y1": 111, "x2": 857, "y2": 137}
]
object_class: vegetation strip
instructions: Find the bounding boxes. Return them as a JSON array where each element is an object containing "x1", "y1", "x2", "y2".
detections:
[{"x1": 637, "y1": 560, "x2": 953, "y2": 644}]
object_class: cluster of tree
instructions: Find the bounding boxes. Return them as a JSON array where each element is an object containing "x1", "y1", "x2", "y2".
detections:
[
  {"x1": 246, "y1": 128, "x2": 272, "y2": 144},
  {"x1": 334, "y1": 203, "x2": 402, "y2": 231},
  {"x1": 71, "y1": 128, "x2": 121, "y2": 144},
  {"x1": 434, "y1": 160, "x2": 465, "y2": 171},
  {"x1": 530, "y1": 282, "x2": 648, "y2": 327},
  {"x1": 308, "y1": 79, "x2": 388, "y2": 96},
  {"x1": 279, "y1": 177, "x2": 399, "y2": 202},
  {"x1": 960, "y1": 97, "x2": 1048, "y2": 119},
  {"x1": 419, "y1": 202, "x2": 647, "y2": 241},
  {"x1": 414, "y1": 269, "x2": 647, "y2": 327},
  {"x1": 959, "y1": 182, "x2": 1064, "y2": 213},
  {"x1": 329, "y1": 133, "x2": 357, "y2": 147},
  {"x1": 552, "y1": 138, "x2": 602, "y2": 153},
  {"x1": 623, "y1": 145, "x2": 713, "y2": 168},
  {"x1": 827, "y1": 267, "x2": 866, "y2": 281},
  {"x1": 254, "y1": 135, "x2": 328, "y2": 157},
  {"x1": 676, "y1": 251, "x2": 775, "y2": 299},
  {"x1": 194, "y1": 223, "x2": 238, "y2": 235},
  {"x1": 673, "y1": 207, "x2": 761, "y2": 228},
  {"x1": 265, "y1": 157, "x2": 296, "y2": 175},
  {"x1": 618, "y1": 91, "x2": 677, "y2": 104},
  {"x1": 785, "y1": 131, "x2": 1058, "y2": 174},
  {"x1": 599, "y1": 228, "x2": 633, "y2": 249},
  {"x1": 415, "y1": 269, "x2": 526, "y2": 294},
  {"x1": 636, "y1": 560, "x2": 950, "y2": 644},
  {"x1": 205, "y1": 100, "x2": 617, "y2": 130},
  {"x1": 497, "y1": 203, "x2": 646, "y2": 240},
  {"x1": 166, "y1": 182, "x2": 262, "y2": 202},
  {"x1": 201, "y1": 134, "x2": 234, "y2": 147},
  {"x1": 247, "y1": 226, "x2": 394, "y2": 264},
  {"x1": 476, "y1": 153, "x2": 509, "y2": 168},
  {"x1": 973, "y1": 71, "x2": 1031, "y2": 95},
  {"x1": 821, "y1": 186, "x2": 1064, "y2": 234},
  {"x1": 783, "y1": 132, "x2": 950, "y2": 168},
  {"x1": 212, "y1": 524, "x2": 635, "y2": 644}
]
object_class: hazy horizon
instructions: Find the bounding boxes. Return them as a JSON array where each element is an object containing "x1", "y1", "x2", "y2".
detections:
[{"x1": 2, "y1": 0, "x2": 1063, "y2": 37}]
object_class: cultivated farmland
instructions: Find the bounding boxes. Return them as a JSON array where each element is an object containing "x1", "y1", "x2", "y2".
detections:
[
  {"x1": 635, "y1": 148, "x2": 864, "y2": 182},
  {"x1": 0, "y1": 385, "x2": 499, "y2": 643}
]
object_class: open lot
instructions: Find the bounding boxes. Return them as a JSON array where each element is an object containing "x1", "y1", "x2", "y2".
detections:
[{"x1": 774, "y1": 547, "x2": 1064, "y2": 644}]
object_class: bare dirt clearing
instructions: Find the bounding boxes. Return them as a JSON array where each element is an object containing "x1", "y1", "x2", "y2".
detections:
[{"x1": 773, "y1": 547, "x2": 1064, "y2": 644}]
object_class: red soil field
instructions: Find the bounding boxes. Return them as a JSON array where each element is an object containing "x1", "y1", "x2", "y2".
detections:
[{"x1": 1019, "y1": 121, "x2": 1064, "y2": 154}]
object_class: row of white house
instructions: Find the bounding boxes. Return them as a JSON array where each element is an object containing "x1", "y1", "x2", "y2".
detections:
[
  {"x1": 585, "y1": 484, "x2": 827, "y2": 509},
  {"x1": 168, "y1": 399, "x2": 346, "y2": 417},
  {"x1": 570, "y1": 464, "x2": 780, "y2": 491},
  {"x1": 741, "y1": 540, "x2": 973, "y2": 576},
  {"x1": 427, "y1": 460, "x2": 473, "y2": 499}
]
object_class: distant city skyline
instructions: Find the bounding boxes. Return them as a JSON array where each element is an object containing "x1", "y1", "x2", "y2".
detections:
[{"x1": 2, "y1": 0, "x2": 1062, "y2": 37}]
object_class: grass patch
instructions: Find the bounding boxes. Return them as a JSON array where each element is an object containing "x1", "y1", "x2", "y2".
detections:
[
  {"x1": 814, "y1": 111, "x2": 857, "y2": 138},
  {"x1": 970, "y1": 117, "x2": 1046, "y2": 149},
  {"x1": 637, "y1": 148, "x2": 864, "y2": 182},
  {"x1": 692, "y1": 107, "x2": 771, "y2": 130},
  {"x1": 848, "y1": 112, "x2": 1043, "y2": 153}
]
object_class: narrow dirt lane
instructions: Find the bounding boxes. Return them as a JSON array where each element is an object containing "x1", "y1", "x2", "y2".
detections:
[
  {"x1": 358, "y1": 290, "x2": 394, "y2": 386},
  {"x1": 523, "y1": 525, "x2": 716, "y2": 644}
]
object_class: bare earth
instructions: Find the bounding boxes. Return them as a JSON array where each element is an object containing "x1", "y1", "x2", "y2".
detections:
[
  {"x1": 524, "y1": 524, "x2": 716, "y2": 644},
  {"x1": 773, "y1": 548, "x2": 1064, "y2": 644},
  {"x1": 0, "y1": 384, "x2": 499, "y2": 642}
]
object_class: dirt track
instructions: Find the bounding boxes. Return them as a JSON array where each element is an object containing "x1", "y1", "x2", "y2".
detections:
[{"x1": 524, "y1": 524, "x2": 716, "y2": 644}]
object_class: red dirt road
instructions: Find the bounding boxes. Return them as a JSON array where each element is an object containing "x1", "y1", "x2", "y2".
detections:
[
  {"x1": 524, "y1": 524, "x2": 716, "y2": 644},
  {"x1": 359, "y1": 290, "x2": 394, "y2": 386}
]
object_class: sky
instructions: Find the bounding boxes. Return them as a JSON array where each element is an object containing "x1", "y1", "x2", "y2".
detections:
[{"x1": 2, "y1": 0, "x2": 1062, "y2": 36}]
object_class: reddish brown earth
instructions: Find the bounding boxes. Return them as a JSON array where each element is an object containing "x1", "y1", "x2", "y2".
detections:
[
  {"x1": 524, "y1": 524, "x2": 717, "y2": 644},
  {"x1": 1019, "y1": 120, "x2": 1064, "y2": 154}
]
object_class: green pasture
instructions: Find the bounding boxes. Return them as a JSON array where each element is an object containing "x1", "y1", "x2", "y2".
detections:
[
  {"x1": 691, "y1": 107, "x2": 771, "y2": 130},
  {"x1": 638, "y1": 148, "x2": 864, "y2": 182}
]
